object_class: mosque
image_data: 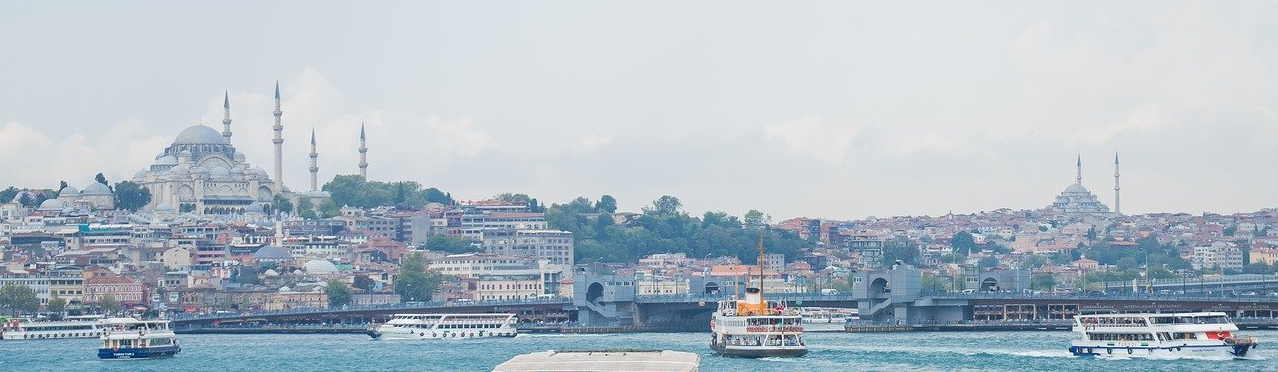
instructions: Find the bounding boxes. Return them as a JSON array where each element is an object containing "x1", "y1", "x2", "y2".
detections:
[
  {"x1": 1048, "y1": 154, "x2": 1119, "y2": 216},
  {"x1": 130, "y1": 84, "x2": 364, "y2": 215}
]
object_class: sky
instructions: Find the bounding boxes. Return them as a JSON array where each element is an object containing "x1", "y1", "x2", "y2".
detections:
[{"x1": 1, "y1": 1, "x2": 1276, "y2": 220}]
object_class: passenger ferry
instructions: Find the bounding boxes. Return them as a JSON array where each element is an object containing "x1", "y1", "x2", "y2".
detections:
[
  {"x1": 1068, "y1": 312, "x2": 1258, "y2": 358},
  {"x1": 709, "y1": 232, "x2": 807, "y2": 358},
  {"x1": 367, "y1": 313, "x2": 518, "y2": 340},
  {"x1": 2, "y1": 315, "x2": 104, "y2": 340},
  {"x1": 98, "y1": 318, "x2": 181, "y2": 359},
  {"x1": 798, "y1": 307, "x2": 858, "y2": 332}
]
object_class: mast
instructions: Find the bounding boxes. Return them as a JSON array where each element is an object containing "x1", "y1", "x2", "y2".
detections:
[{"x1": 757, "y1": 227, "x2": 765, "y2": 301}]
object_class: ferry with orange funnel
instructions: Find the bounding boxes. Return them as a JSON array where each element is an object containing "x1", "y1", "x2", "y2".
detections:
[{"x1": 708, "y1": 230, "x2": 807, "y2": 358}]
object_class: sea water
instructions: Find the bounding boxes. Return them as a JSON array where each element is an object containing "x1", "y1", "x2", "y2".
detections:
[{"x1": 1, "y1": 330, "x2": 1274, "y2": 371}]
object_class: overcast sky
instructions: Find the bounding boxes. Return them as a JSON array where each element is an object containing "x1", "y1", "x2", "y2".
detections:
[{"x1": 1, "y1": 1, "x2": 1275, "y2": 220}]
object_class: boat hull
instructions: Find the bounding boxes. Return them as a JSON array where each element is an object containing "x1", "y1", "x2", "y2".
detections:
[
  {"x1": 710, "y1": 343, "x2": 808, "y2": 358},
  {"x1": 1068, "y1": 342, "x2": 1257, "y2": 358},
  {"x1": 97, "y1": 345, "x2": 181, "y2": 359},
  {"x1": 368, "y1": 328, "x2": 518, "y2": 340}
]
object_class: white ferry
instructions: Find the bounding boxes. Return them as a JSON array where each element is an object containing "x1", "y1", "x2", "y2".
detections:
[
  {"x1": 2, "y1": 315, "x2": 104, "y2": 340},
  {"x1": 367, "y1": 313, "x2": 518, "y2": 340},
  {"x1": 709, "y1": 233, "x2": 807, "y2": 358},
  {"x1": 1068, "y1": 312, "x2": 1258, "y2": 358},
  {"x1": 98, "y1": 318, "x2": 181, "y2": 359},
  {"x1": 798, "y1": 307, "x2": 858, "y2": 332}
]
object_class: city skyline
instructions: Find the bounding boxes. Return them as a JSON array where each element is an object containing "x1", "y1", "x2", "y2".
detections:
[{"x1": 1, "y1": 1, "x2": 1276, "y2": 219}]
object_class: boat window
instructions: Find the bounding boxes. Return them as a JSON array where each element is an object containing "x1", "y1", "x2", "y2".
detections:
[{"x1": 1172, "y1": 332, "x2": 1197, "y2": 340}]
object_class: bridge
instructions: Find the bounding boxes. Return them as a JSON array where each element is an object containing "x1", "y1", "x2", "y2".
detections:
[
  {"x1": 170, "y1": 269, "x2": 1278, "y2": 331},
  {"x1": 1096, "y1": 274, "x2": 1278, "y2": 294}
]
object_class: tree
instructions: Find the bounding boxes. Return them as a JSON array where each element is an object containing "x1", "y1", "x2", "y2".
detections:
[
  {"x1": 99, "y1": 294, "x2": 121, "y2": 315},
  {"x1": 58, "y1": 180, "x2": 68, "y2": 193},
  {"x1": 978, "y1": 256, "x2": 1000, "y2": 269},
  {"x1": 327, "y1": 280, "x2": 353, "y2": 307},
  {"x1": 743, "y1": 210, "x2": 768, "y2": 226},
  {"x1": 423, "y1": 235, "x2": 481, "y2": 254},
  {"x1": 18, "y1": 193, "x2": 33, "y2": 208},
  {"x1": 112, "y1": 181, "x2": 152, "y2": 211},
  {"x1": 1019, "y1": 255, "x2": 1046, "y2": 269},
  {"x1": 1031, "y1": 273, "x2": 1056, "y2": 291},
  {"x1": 648, "y1": 195, "x2": 682, "y2": 216},
  {"x1": 353, "y1": 275, "x2": 376, "y2": 292},
  {"x1": 273, "y1": 194, "x2": 295, "y2": 215},
  {"x1": 0, "y1": 186, "x2": 18, "y2": 203},
  {"x1": 47, "y1": 295, "x2": 67, "y2": 320},
  {"x1": 595, "y1": 195, "x2": 617, "y2": 213},
  {"x1": 921, "y1": 272, "x2": 950, "y2": 291},
  {"x1": 0, "y1": 283, "x2": 39, "y2": 315},
  {"x1": 297, "y1": 197, "x2": 318, "y2": 219},
  {"x1": 319, "y1": 200, "x2": 340, "y2": 218},
  {"x1": 395, "y1": 252, "x2": 444, "y2": 302},
  {"x1": 951, "y1": 232, "x2": 978, "y2": 254},
  {"x1": 95, "y1": 173, "x2": 110, "y2": 189}
]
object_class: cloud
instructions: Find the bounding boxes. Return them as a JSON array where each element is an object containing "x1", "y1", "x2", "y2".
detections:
[
  {"x1": 763, "y1": 116, "x2": 860, "y2": 162},
  {"x1": 575, "y1": 134, "x2": 613, "y2": 150},
  {"x1": 0, "y1": 120, "x2": 169, "y2": 188}
]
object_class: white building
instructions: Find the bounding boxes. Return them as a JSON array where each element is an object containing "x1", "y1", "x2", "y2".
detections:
[
  {"x1": 481, "y1": 229, "x2": 574, "y2": 266},
  {"x1": 1191, "y1": 241, "x2": 1243, "y2": 272},
  {"x1": 132, "y1": 125, "x2": 276, "y2": 215}
]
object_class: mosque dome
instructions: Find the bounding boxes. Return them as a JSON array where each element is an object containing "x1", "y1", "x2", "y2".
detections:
[
  {"x1": 58, "y1": 187, "x2": 80, "y2": 198},
  {"x1": 38, "y1": 199, "x2": 65, "y2": 211},
  {"x1": 245, "y1": 202, "x2": 266, "y2": 214},
  {"x1": 154, "y1": 155, "x2": 178, "y2": 166},
  {"x1": 229, "y1": 166, "x2": 243, "y2": 174},
  {"x1": 304, "y1": 259, "x2": 339, "y2": 275},
  {"x1": 233, "y1": 152, "x2": 247, "y2": 162},
  {"x1": 254, "y1": 246, "x2": 292, "y2": 261},
  {"x1": 156, "y1": 202, "x2": 176, "y2": 212},
  {"x1": 167, "y1": 165, "x2": 190, "y2": 177},
  {"x1": 134, "y1": 169, "x2": 148, "y2": 178},
  {"x1": 209, "y1": 166, "x2": 230, "y2": 176},
  {"x1": 83, "y1": 182, "x2": 111, "y2": 195},
  {"x1": 1064, "y1": 184, "x2": 1089, "y2": 194},
  {"x1": 173, "y1": 125, "x2": 228, "y2": 145}
]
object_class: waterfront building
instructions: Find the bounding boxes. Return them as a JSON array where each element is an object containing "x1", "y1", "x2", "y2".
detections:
[
  {"x1": 83, "y1": 275, "x2": 145, "y2": 306},
  {"x1": 481, "y1": 229, "x2": 574, "y2": 266},
  {"x1": 1250, "y1": 247, "x2": 1278, "y2": 265}
]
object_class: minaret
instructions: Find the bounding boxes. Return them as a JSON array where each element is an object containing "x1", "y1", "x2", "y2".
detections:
[
  {"x1": 221, "y1": 90, "x2": 232, "y2": 142},
  {"x1": 309, "y1": 129, "x2": 319, "y2": 192},
  {"x1": 272, "y1": 81, "x2": 284, "y2": 194},
  {"x1": 358, "y1": 122, "x2": 368, "y2": 179},
  {"x1": 1075, "y1": 154, "x2": 1082, "y2": 185},
  {"x1": 1114, "y1": 152, "x2": 1121, "y2": 215}
]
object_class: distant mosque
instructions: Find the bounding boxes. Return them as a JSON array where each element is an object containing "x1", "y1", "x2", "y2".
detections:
[
  {"x1": 131, "y1": 83, "x2": 364, "y2": 215},
  {"x1": 1049, "y1": 154, "x2": 1120, "y2": 216}
]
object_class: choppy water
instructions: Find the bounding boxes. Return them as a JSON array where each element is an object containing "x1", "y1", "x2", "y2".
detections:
[{"x1": 1, "y1": 330, "x2": 1275, "y2": 371}]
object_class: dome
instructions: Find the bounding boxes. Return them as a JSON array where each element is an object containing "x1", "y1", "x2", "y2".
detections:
[
  {"x1": 83, "y1": 182, "x2": 111, "y2": 195},
  {"x1": 154, "y1": 155, "x2": 178, "y2": 166},
  {"x1": 253, "y1": 246, "x2": 292, "y2": 261},
  {"x1": 303, "y1": 259, "x2": 338, "y2": 275},
  {"x1": 134, "y1": 170, "x2": 148, "y2": 178},
  {"x1": 38, "y1": 198, "x2": 65, "y2": 211},
  {"x1": 173, "y1": 125, "x2": 228, "y2": 145},
  {"x1": 167, "y1": 165, "x2": 190, "y2": 177},
  {"x1": 1064, "y1": 184, "x2": 1089, "y2": 193},
  {"x1": 58, "y1": 187, "x2": 80, "y2": 198},
  {"x1": 209, "y1": 166, "x2": 230, "y2": 176},
  {"x1": 245, "y1": 202, "x2": 266, "y2": 214},
  {"x1": 264, "y1": 269, "x2": 280, "y2": 276},
  {"x1": 233, "y1": 153, "x2": 247, "y2": 162},
  {"x1": 156, "y1": 202, "x2": 176, "y2": 212},
  {"x1": 229, "y1": 166, "x2": 243, "y2": 174}
]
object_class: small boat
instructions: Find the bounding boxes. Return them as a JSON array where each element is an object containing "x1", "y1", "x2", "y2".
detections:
[
  {"x1": 2, "y1": 315, "x2": 104, "y2": 340},
  {"x1": 98, "y1": 318, "x2": 181, "y2": 359},
  {"x1": 367, "y1": 313, "x2": 518, "y2": 340},
  {"x1": 797, "y1": 307, "x2": 858, "y2": 332},
  {"x1": 493, "y1": 350, "x2": 700, "y2": 372},
  {"x1": 1068, "y1": 312, "x2": 1259, "y2": 358},
  {"x1": 708, "y1": 230, "x2": 807, "y2": 358}
]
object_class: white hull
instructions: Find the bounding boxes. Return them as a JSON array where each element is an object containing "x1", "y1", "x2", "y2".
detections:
[
  {"x1": 368, "y1": 313, "x2": 518, "y2": 340},
  {"x1": 372, "y1": 326, "x2": 517, "y2": 340},
  {"x1": 1069, "y1": 341, "x2": 1253, "y2": 358},
  {"x1": 801, "y1": 319, "x2": 850, "y2": 332},
  {"x1": 3, "y1": 330, "x2": 102, "y2": 340}
]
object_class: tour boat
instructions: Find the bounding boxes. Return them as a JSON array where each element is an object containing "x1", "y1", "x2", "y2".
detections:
[
  {"x1": 1068, "y1": 312, "x2": 1258, "y2": 358},
  {"x1": 708, "y1": 231, "x2": 807, "y2": 358},
  {"x1": 797, "y1": 307, "x2": 858, "y2": 332},
  {"x1": 1, "y1": 315, "x2": 104, "y2": 340},
  {"x1": 493, "y1": 350, "x2": 700, "y2": 372},
  {"x1": 98, "y1": 318, "x2": 181, "y2": 359},
  {"x1": 367, "y1": 313, "x2": 518, "y2": 340}
]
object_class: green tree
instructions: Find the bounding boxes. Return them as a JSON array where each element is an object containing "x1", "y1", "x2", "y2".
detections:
[
  {"x1": 595, "y1": 195, "x2": 617, "y2": 213},
  {"x1": 743, "y1": 210, "x2": 768, "y2": 226},
  {"x1": 648, "y1": 195, "x2": 682, "y2": 216},
  {"x1": 18, "y1": 193, "x2": 34, "y2": 207},
  {"x1": 47, "y1": 295, "x2": 67, "y2": 320},
  {"x1": 1031, "y1": 273, "x2": 1056, "y2": 291},
  {"x1": 297, "y1": 197, "x2": 318, "y2": 219},
  {"x1": 327, "y1": 280, "x2": 353, "y2": 307},
  {"x1": 99, "y1": 294, "x2": 122, "y2": 315},
  {"x1": 0, "y1": 283, "x2": 40, "y2": 315},
  {"x1": 0, "y1": 186, "x2": 18, "y2": 203},
  {"x1": 273, "y1": 194, "x2": 295, "y2": 215},
  {"x1": 423, "y1": 235, "x2": 481, "y2": 254},
  {"x1": 978, "y1": 256, "x2": 1000, "y2": 269},
  {"x1": 951, "y1": 232, "x2": 978, "y2": 254},
  {"x1": 112, "y1": 181, "x2": 152, "y2": 211},
  {"x1": 395, "y1": 252, "x2": 444, "y2": 302},
  {"x1": 319, "y1": 200, "x2": 340, "y2": 218},
  {"x1": 921, "y1": 272, "x2": 950, "y2": 291},
  {"x1": 1020, "y1": 255, "x2": 1046, "y2": 269}
]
